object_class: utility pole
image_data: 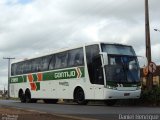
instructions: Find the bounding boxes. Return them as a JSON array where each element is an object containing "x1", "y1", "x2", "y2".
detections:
[
  {"x1": 4, "y1": 84, "x2": 6, "y2": 97},
  {"x1": 3, "y1": 57, "x2": 15, "y2": 98},
  {"x1": 145, "y1": 0, "x2": 152, "y2": 90}
]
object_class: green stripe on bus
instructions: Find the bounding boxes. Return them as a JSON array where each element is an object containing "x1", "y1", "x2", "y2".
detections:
[
  {"x1": 10, "y1": 76, "x2": 26, "y2": 83},
  {"x1": 33, "y1": 74, "x2": 38, "y2": 82},
  {"x1": 23, "y1": 75, "x2": 27, "y2": 82},
  {"x1": 36, "y1": 82, "x2": 40, "y2": 91},
  {"x1": 43, "y1": 67, "x2": 84, "y2": 80},
  {"x1": 10, "y1": 67, "x2": 85, "y2": 84}
]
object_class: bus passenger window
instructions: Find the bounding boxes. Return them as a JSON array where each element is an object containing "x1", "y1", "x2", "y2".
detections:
[
  {"x1": 41, "y1": 55, "x2": 52, "y2": 71},
  {"x1": 11, "y1": 64, "x2": 17, "y2": 76},
  {"x1": 55, "y1": 52, "x2": 68, "y2": 69},
  {"x1": 49, "y1": 55, "x2": 55, "y2": 70},
  {"x1": 68, "y1": 48, "x2": 84, "y2": 67}
]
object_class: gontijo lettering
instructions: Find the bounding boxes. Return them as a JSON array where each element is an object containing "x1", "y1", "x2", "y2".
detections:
[{"x1": 54, "y1": 71, "x2": 76, "y2": 79}]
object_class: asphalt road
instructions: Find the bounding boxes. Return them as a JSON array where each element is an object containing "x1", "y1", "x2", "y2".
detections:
[{"x1": 0, "y1": 100, "x2": 160, "y2": 120}]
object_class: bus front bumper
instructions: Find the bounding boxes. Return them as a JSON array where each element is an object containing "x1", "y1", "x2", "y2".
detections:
[{"x1": 104, "y1": 88, "x2": 141, "y2": 100}]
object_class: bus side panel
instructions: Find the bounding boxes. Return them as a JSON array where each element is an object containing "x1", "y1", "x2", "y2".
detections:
[
  {"x1": 10, "y1": 76, "x2": 97, "y2": 100},
  {"x1": 30, "y1": 81, "x2": 57, "y2": 99},
  {"x1": 10, "y1": 83, "x2": 29, "y2": 98}
]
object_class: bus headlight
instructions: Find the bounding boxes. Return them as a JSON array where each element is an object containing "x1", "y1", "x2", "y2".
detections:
[
  {"x1": 106, "y1": 85, "x2": 117, "y2": 90},
  {"x1": 136, "y1": 86, "x2": 141, "y2": 90}
]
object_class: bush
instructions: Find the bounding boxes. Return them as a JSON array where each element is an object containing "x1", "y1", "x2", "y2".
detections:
[{"x1": 140, "y1": 87, "x2": 160, "y2": 105}]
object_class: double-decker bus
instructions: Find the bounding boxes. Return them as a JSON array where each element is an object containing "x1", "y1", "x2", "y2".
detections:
[{"x1": 10, "y1": 42, "x2": 141, "y2": 105}]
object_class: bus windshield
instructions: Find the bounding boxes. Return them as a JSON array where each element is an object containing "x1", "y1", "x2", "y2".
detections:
[
  {"x1": 105, "y1": 55, "x2": 140, "y2": 83},
  {"x1": 101, "y1": 44, "x2": 136, "y2": 56},
  {"x1": 101, "y1": 44, "x2": 140, "y2": 84}
]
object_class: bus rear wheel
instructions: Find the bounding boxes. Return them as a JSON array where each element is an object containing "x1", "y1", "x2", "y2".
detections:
[
  {"x1": 74, "y1": 88, "x2": 88, "y2": 105},
  {"x1": 25, "y1": 89, "x2": 37, "y2": 103},
  {"x1": 19, "y1": 90, "x2": 26, "y2": 103},
  {"x1": 25, "y1": 90, "x2": 32, "y2": 103}
]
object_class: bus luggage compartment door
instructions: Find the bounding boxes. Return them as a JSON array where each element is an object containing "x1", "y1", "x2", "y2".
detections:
[{"x1": 94, "y1": 85, "x2": 104, "y2": 100}]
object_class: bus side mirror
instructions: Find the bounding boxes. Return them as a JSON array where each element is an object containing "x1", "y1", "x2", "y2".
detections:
[
  {"x1": 100, "y1": 52, "x2": 108, "y2": 66},
  {"x1": 137, "y1": 56, "x2": 148, "y2": 68}
]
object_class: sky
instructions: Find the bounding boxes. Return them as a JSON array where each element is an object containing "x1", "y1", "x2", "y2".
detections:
[{"x1": 0, "y1": 0, "x2": 160, "y2": 90}]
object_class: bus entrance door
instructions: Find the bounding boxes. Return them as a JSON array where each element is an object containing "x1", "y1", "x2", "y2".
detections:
[{"x1": 93, "y1": 56, "x2": 104, "y2": 100}]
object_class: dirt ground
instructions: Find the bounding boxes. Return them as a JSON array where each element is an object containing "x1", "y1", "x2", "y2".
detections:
[{"x1": 0, "y1": 106, "x2": 80, "y2": 120}]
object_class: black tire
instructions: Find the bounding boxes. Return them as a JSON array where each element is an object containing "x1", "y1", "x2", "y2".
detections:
[
  {"x1": 43, "y1": 99, "x2": 58, "y2": 104},
  {"x1": 19, "y1": 91, "x2": 26, "y2": 103},
  {"x1": 105, "y1": 100, "x2": 117, "y2": 106},
  {"x1": 25, "y1": 90, "x2": 32, "y2": 103},
  {"x1": 74, "y1": 88, "x2": 88, "y2": 105}
]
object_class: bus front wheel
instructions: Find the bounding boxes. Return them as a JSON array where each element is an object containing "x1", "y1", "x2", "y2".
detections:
[{"x1": 74, "y1": 87, "x2": 88, "y2": 105}]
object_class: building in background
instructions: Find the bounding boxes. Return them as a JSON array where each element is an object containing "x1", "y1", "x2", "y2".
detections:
[{"x1": 141, "y1": 66, "x2": 160, "y2": 88}]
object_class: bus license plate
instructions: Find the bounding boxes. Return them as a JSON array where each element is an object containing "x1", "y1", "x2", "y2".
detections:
[{"x1": 124, "y1": 93, "x2": 130, "y2": 96}]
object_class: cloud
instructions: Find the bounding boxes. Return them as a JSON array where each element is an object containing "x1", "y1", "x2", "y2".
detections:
[{"x1": 0, "y1": 0, "x2": 159, "y2": 89}]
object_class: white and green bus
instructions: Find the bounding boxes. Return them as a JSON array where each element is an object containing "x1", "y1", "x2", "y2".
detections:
[{"x1": 10, "y1": 42, "x2": 141, "y2": 105}]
